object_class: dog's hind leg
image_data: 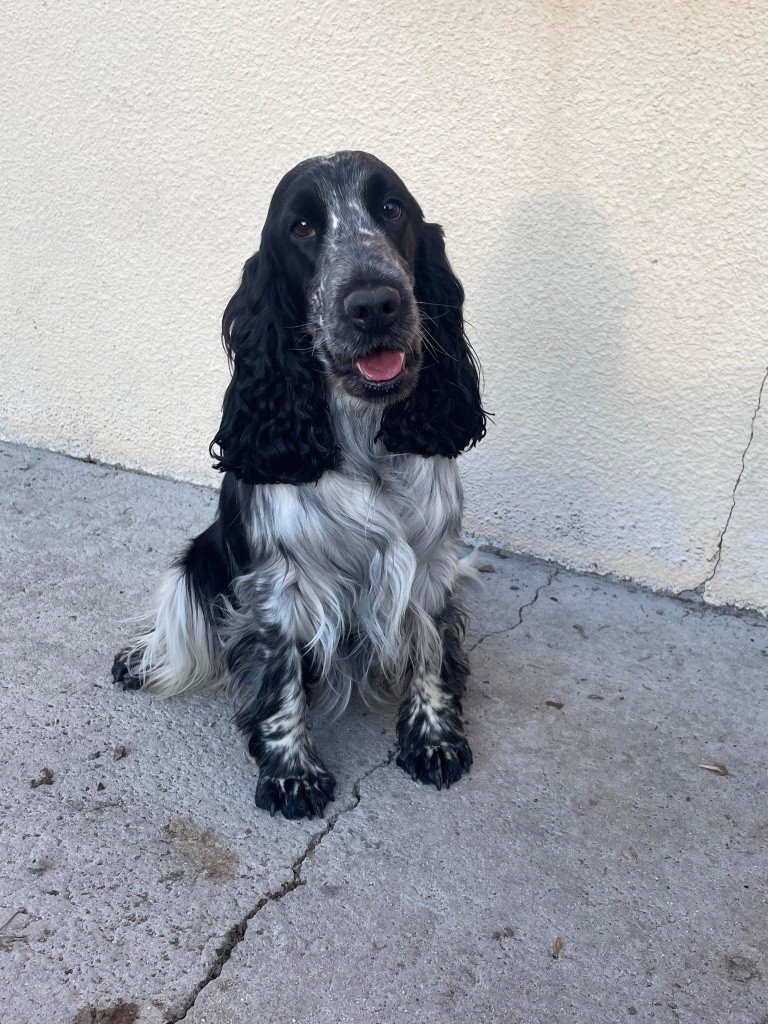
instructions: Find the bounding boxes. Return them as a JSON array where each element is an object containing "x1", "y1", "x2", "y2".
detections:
[{"x1": 112, "y1": 522, "x2": 229, "y2": 696}]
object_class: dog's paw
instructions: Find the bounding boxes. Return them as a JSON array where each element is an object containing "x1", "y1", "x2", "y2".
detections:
[
  {"x1": 397, "y1": 735, "x2": 473, "y2": 790},
  {"x1": 112, "y1": 651, "x2": 142, "y2": 691},
  {"x1": 255, "y1": 768, "x2": 336, "y2": 820}
]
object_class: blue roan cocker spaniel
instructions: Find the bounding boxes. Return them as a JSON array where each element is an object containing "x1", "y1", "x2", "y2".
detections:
[{"x1": 113, "y1": 151, "x2": 487, "y2": 819}]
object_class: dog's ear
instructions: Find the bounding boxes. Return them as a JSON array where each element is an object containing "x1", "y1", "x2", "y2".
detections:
[
  {"x1": 379, "y1": 221, "x2": 487, "y2": 458},
  {"x1": 209, "y1": 250, "x2": 340, "y2": 484}
]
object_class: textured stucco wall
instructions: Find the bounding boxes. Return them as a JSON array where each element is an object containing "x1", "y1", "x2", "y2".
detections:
[{"x1": 2, "y1": 1, "x2": 767, "y2": 610}]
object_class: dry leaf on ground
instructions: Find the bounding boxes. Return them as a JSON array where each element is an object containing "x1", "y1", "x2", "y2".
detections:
[{"x1": 697, "y1": 763, "x2": 730, "y2": 776}]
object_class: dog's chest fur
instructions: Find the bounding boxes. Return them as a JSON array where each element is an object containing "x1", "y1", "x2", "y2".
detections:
[
  {"x1": 247, "y1": 398, "x2": 462, "y2": 585},
  {"x1": 237, "y1": 404, "x2": 465, "y2": 701},
  {"x1": 246, "y1": 447, "x2": 463, "y2": 604}
]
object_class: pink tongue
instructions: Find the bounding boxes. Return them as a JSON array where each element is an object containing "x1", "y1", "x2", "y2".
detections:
[{"x1": 356, "y1": 350, "x2": 404, "y2": 382}]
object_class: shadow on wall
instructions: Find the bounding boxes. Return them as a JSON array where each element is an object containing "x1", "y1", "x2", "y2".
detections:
[{"x1": 469, "y1": 194, "x2": 668, "y2": 564}]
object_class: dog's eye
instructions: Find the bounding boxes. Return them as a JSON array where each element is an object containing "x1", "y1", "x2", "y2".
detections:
[
  {"x1": 291, "y1": 220, "x2": 315, "y2": 238},
  {"x1": 382, "y1": 200, "x2": 402, "y2": 221}
]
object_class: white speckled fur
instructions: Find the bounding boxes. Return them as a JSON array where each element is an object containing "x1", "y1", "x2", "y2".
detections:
[
  {"x1": 123, "y1": 567, "x2": 225, "y2": 698},
  {"x1": 130, "y1": 388, "x2": 475, "y2": 719},
  {"x1": 225, "y1": 390, "x2": 473, "y2": 716}
]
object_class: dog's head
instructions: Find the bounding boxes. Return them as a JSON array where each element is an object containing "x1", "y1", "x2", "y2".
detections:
[{"x1": 211, "y1": 151, "x2": 486, "y2": 484}]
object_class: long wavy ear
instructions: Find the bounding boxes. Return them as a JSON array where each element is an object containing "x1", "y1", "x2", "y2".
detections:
[
  {"x1": 379, "y1": 222, "x2": 487, "y2": 458},
  {"x1": 209, "y1": 250, "x2": 340, "y2": 484}
]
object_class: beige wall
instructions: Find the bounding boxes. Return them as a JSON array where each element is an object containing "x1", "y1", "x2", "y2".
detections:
[{"x1": 2, "y1": 1, "x2": 767, "y2": 611}]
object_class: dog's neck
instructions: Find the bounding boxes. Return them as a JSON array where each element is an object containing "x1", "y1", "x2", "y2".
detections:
[{"x1": 329, "y1": 387, "x2": 391, "y2": 478}]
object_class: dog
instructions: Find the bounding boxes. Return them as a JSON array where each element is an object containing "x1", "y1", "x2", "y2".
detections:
[{"x1": 113, "y1": 151, "x2": 487, "y2": 819}]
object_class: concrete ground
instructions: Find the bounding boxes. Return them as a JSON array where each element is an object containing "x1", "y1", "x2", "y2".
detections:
[{"x1": 1, "y1": 442, "x2": 767, "y2": 1024}]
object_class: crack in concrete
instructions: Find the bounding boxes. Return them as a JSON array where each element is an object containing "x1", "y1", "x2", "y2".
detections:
[
  {"x1": 467, "y1": 568, "x2": 559, "y2": 654},
  {"x1": 695, "y1": 364, "x2": 768, "y2": 593},
  {"x1": 167, "y1": 565, "x2": 559, "y2": 1023},
  {"x1": 166, "y1": 750, "x2": 395, "y2": 1023}
]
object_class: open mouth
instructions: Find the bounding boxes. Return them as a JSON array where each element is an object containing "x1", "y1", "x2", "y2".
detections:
[{"x1": 355, "y1": 349, "x2": 405, "y2": 383}]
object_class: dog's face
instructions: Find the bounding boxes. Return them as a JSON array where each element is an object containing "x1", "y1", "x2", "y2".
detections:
[
  {"x1": 211, "y1": 150, "x2": 486, "y2": 486},
  {"x1": 264, "y1": 153, "x2": 422, "y2": 405}
]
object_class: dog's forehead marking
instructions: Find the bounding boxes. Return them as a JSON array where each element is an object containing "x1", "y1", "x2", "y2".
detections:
[
  {"x1": 306, "y1": 153, "x2": 414, "y2": 346},
  {"x1": 309, "y1": 159, "x2": 376, "y2": 240}
]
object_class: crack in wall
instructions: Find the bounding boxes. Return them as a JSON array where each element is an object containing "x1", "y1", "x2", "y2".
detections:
[
  {"x1": 467, "y1": 569, "x2": 559, "y2": 654},
  {"x1": 695, "y1": 364, "x2": 768, "y2": 593},
  {"x1": 166, "y1": 750, "x2": 395, "y2": 1023}
]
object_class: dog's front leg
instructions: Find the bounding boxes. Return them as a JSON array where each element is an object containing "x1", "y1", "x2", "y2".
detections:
[
  {"x1": 228, "y1": 623, "x2": 335, "y2": 819},
  {"x1": 396, "y1": 600, "x2": 473, "y2": 789}
]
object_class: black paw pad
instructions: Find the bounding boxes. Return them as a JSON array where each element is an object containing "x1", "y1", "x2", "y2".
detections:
[
  {"x1": 255, "y1": 768, "x2": 336, "y2": 820},
  {"x1": 112, "y1": 651, "x2": 142, "y2": 691},
  {"x1": 396, "y1": 736, "x2": 473, "y2": 790}
]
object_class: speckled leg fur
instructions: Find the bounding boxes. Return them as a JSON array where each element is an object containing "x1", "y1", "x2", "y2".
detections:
[{"x1": 396, "y1": 601, "x2": 473, "y2": 789}]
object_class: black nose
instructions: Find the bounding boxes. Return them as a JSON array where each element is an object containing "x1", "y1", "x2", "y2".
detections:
[{"x1": 343, "y1": 285, "x2": 401, "y2": 333}]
